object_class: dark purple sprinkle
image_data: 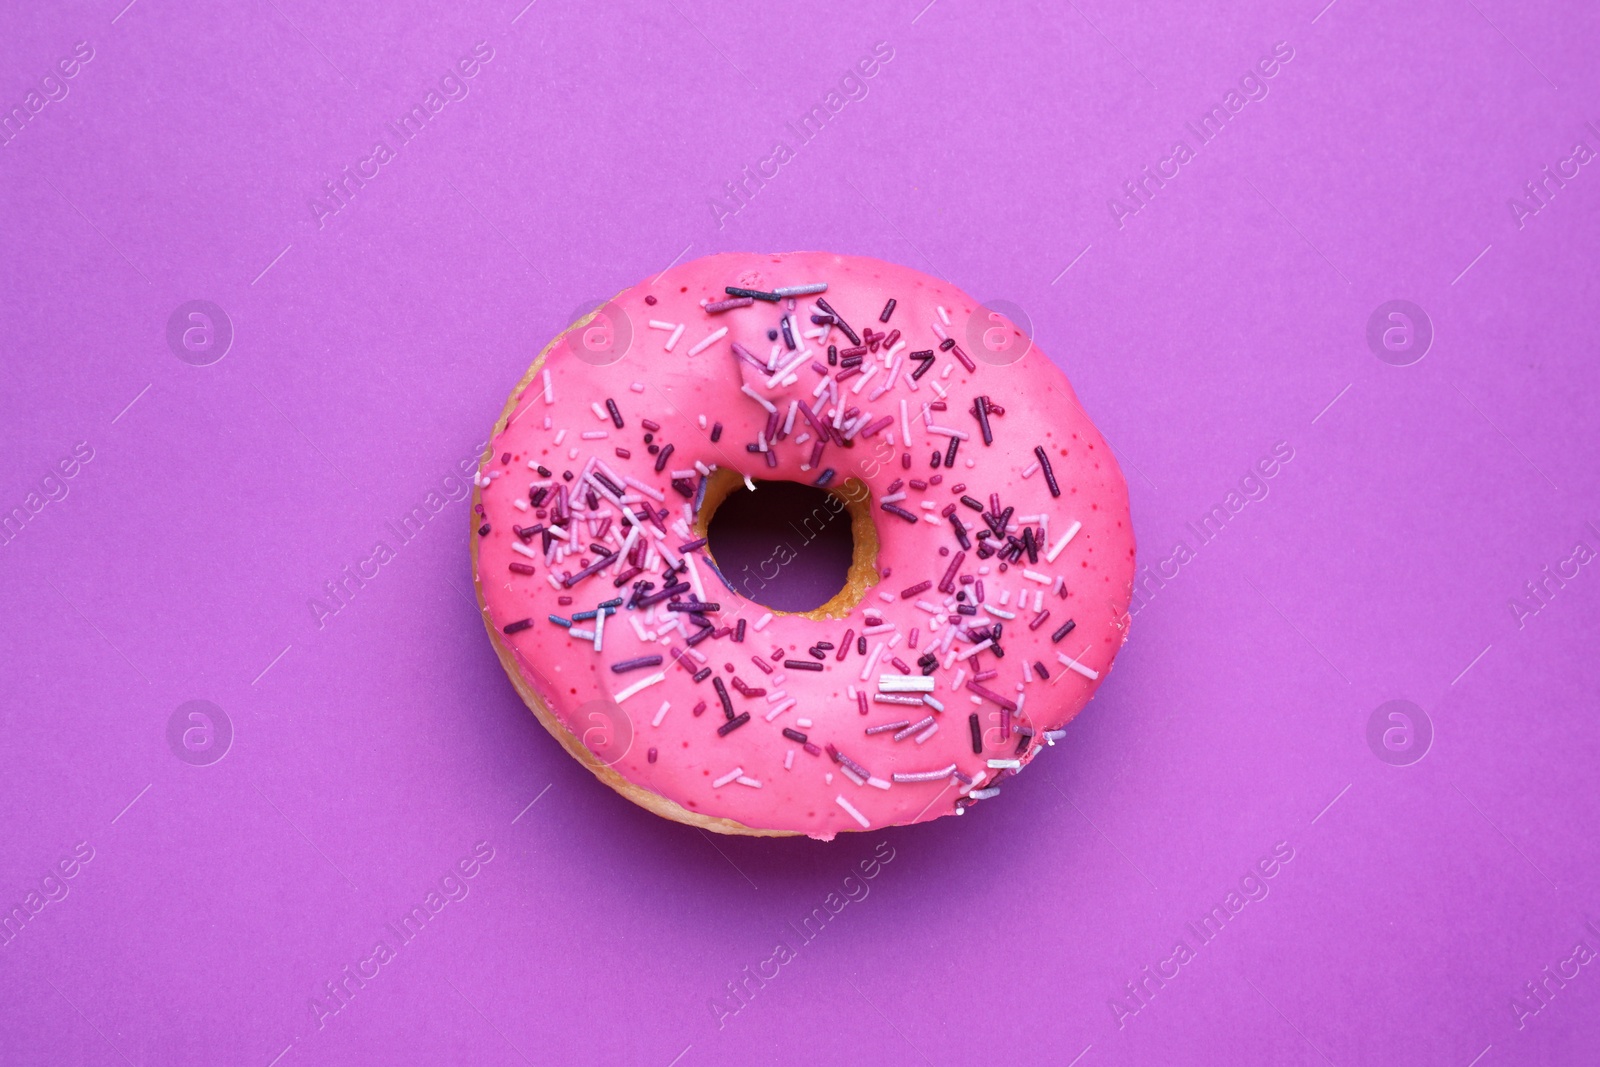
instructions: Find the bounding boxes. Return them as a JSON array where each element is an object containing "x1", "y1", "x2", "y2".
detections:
[
  {"x1": 685, "y1": 624, "x2": 715, "y2": 647},
  {"x1": 726, "y1": 286, "x2": 780, "y2": 302},
  {"x1": 1029, "y1": 609, "x2": 1052, "y2": 631},
  {"x1": 717, "y1": 712, "x2": 751, "y2": 735},
  {"x1": 880, "y1": 501, "x2": 919, "y2": 524},
  {"x1": 605, "y1": 398, "x2": 624, "y2": 428},
  {"x1": 713, "y1": 676, "x2": 735, "y2": 719},
  {"x1": 944, "y1": 434, "x2": 959, "y2": 467},
  {"x1": 679, "y1": 537, "x2": 707, "y2": 552},
  {"x1": 692, "y1": 667, "x2": 712, "y2": 682},
  {"x1": 654, "y1": 442, "x2": 675, "y2": 473},
  {"x1": 814, "y1": 468, "x2": 836, "y2": 487},
  {"x1": 827, "y1": 344, "x2": 838, "y2": 366},
  {"x1": 857, "y1": 636, "x2": 867, "y2": 655},
  {"x1": 509, "y1": 562, "x2": 536, "y2": 575},
  {"x1": 783, "y1": 659, "x2": 825, "y2": 672},
  {"x1": 502, "y1": 618, "x2": 533, "y2": 634},
  {"x1": 1051, "y1": 619, "x2": 1077, "y2": 642},
  {"x1": 879, "y1": 298, "x2": 896, "y2": 323},
  {"x1": 969, "y1": 713, "x2": 983, "y2": 754},
  {"x1": 610, "y1": 655, "x2": 664, "y2": 673},
  {"x1": 648, "y1": 747, "x2": 658, "y2": 763},
  {"x1": 1033, "y1": 446, "x2": 1061, "y2": 497},
  {"x1": 734, "y1": 618, "x2": 746, "y2": 642},
  {"x1": 973, "y1": 396, "x2": 993, "y2": 445},
  {"x1": 478, "y1": 523, "x2": 491, "y2": 536},
  {"x1": 949, "y1": 345, "x2": 976, "y2": 372},
  {"x1": 780, "y1": 315, "x2": 796, "y2": 350},
  {"x1": 949, "y1": 513, "x2": 971, "y2": 549},
  {"x1": 814, "y1": 297, "x2": 859, "y2": 345},
  {"x1": 710, "y1": 422, "x2": 723, "y2": 443},
  {"x1": 783, "y1": 727, "x2": 808, "y2": 743}
]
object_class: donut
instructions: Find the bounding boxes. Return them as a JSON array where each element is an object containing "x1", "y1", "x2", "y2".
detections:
[{"x1": 472, "y1": 251, "x2": 1135, "y2": 839}]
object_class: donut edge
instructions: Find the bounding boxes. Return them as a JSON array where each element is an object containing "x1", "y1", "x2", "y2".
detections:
[{"x1": 471, "y1": 301, "x2": 806, "y2": 839}]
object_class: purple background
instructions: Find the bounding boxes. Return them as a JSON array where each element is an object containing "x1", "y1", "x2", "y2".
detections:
[{"x1": 3, "y1": 0, "x2": 1598, "y2": 1063}]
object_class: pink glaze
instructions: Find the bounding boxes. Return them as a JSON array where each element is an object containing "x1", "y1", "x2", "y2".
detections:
[{"x1": 474, "y1": 252, "x2": 1135, "y2": 839}]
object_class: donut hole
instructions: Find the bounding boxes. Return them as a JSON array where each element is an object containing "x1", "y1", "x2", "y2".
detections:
[{"x1": 703, "y1": 477, "x2": 867, "y2": 614}]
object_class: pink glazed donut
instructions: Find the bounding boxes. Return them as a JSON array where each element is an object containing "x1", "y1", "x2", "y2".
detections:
[{"x1": 472, "y1": 251, "x2": 1135, "y2": 839}]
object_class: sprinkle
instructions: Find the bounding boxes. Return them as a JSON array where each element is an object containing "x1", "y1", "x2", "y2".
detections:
[
  {"x1": 1051, "y1": 619, "x2": 1077, "y2": 643},
  {"x1": 648, "y1": 319, "x2": 676, "y2": 330},
  {"x1": 879, "y1": 298, "x2": 897, "y2": 323},
  {"x1": 1033, "y1": 446, "x2": 1061, "y2": 497},
  {"x1": 892, "y1": 765, "x2": 954, "y2": 783},
  {"x1": 953, "y1": 639, "x2": 992, "y2": 661},
  {"x1": 753, "y1": 612, "x2": 773, "y2": 632},
  {"x1": 1056, "y1": 652, "x2": 1100, "y2": 680},
  {"x1": 510, "y1": 541, "x2": 539, "y2": 559},
  {"x1": 736, "y1": 775, "x2": 763, "y2": 788},
  {"x1": 1045, "y1": 520, "x2": 1081, "y2": 562},
  {"x1": 712, "y1": 767, "x2": 743, "y2": 788},
  {"x1": 878, "y1": 674, "x2": 935, "y2": 693},
  {"x1": 969, "y1": 787, "x2": 1001, "y2": 800},
  {"x1": 665, "y1": 323, "x2": 686, "y2": 351},
  {"x1": 688, "y1": 326, "x2": 728, "y2": 356},
  {"x1": 969, "y1": 713, "x2": 983, "y2": 754},
  {"x1": 502, "y1": 619, "x2": 533, "y2": 634},
  {"x1": 914, "y1": 721, "x2": 939, "y2": 743},
  {"x1": 604, "y1": 398, "x2": 624, "y2": 428},
  {"x1": 783, "y1": 659, "x2": 825, "y2": 672},
  {"x1": 775, "y1": 283, "x2": 828, "y2": 297},
  {"x1": 814, "y1": 297, "x2": 859, "y2": 345},
  {"x1": 937, "y1": 305, "x2": 951, "y2": 325},
  {"x1": 614, "y1": 671, "x2": 666, "y2": 702},
  {"x1": 966, "y1": 680, "x2": 1017, "y2": 711},
  {"x1": 718, "y1": 712, "x2": 751, "y2": 735},
  {"x1": 610, "y1": 655, "x2": 664, "y2": 673},
  {"x1": 651, "y1": 701, "x2": 670, "y2": 727},
  {"x1": 835, "y1": 794, "x2": 871, "y2": 828},
  {"x1": 725, "y1": 286, "x2": 780, "y2": 302},
  {"x1": 741, "y1": 384, "x2": 778, "y2": 413},
  {"x1": 866, "y1": 720, "x2": 911, "y2": 735},
  {"x1": 987, "y1": 759, "x2": 1021, "y2": 769},
  {"x1": 705, "y1": 296, "x2": 754, "y2": 313},
  {"x1": 893, "y1": 716, "x2": 935, "y2": 742}
]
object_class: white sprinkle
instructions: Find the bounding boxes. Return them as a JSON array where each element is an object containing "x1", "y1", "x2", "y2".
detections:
[
  {"x1": 764, "y1": 698, "x2": 796, "y2": 722},
  {"x1": 648, "y1": 319, "x2": 676, "y2": 330},
  {"x1": 921, "y1": 694, "x2": 944, "y2": 712},
  {"x1": 859, "y1": 642, "x2": 885, "y2": 681},
  {"x1": 866, "y1": 777, "x2": 891, "y2": 790},
  {"x1": 1023, "y1": 569, "x2": 1051, "y2": 584},
  {"x1": 1021, "y1": 461, "x2": 1039, "y2": 478},
  {"x1": 914, "y1": 721, "x2": 939, "y2": 743},
  {"x1": 954, "y1": 639, "x2": 993, "y2": 661},
  {"x1": 651, "y1": 701, "x2": 670, "y2": 727},
  {"x1": 591, "y1": 401, "x2": 608, "y2": 421},
  {"x1": 512, "y1": 498, "x2": 528, "y2": 512},
  {"x1": 785, "y1": 750, "x2": 795, "y2": 770},
  {"x1": 753, "y1": 612, "x2": 773, "y2": 632},
  {"x1": 988, "y1": 759, "x2": 1021, "y2": 769},
  {"x1": 775, "y1": 283, "x2": 827, "y2": 297},
  {"x1": 614, "y1": 671, "x2": 667, "y2": 702},
  {"x1": 736, "y1": 776, "x2": 763, "y2": 788},
  {"x1": 796, "y1": 718, "x2": 812, "y2": 728},
  {"x1": 510, "y1": 541, "x2": 538, "y2": 559},
  {"x1": 878, "y1": 674, "x2": 935, "y2": 693},
  {"x1": 835, "y1": 794, "x2": 871, "y2": 828},
  {"x1": 983, "y1": 604, "x2": 1016, "y2": 620},
  {"x1": 581, "y1": 430, "x2": 608, "y2": 440},
  {"x1": 1046, "y1": 521, "x2": 1082, "y2": 563},
  {"x1": 567, "y1": 628, "x2": 594, "y2": 640},
  {"x1": 937, "y1": 305, "x2": 951, "y2": 325},
  {"x1": 630, "y1": 381, "x2": 645, "y2": 393},
  {"x1": 741, "y1": 384, "x2": 778, "y2": 413},
  {"x1": 712, "y1": 768, "x2": 743, "y2": 788},
  {"x1": 688, "y1": 326, "x2": 728, "y2": 356},
  {"x1": 553, "y1": 428, "x2": 567, "y2": 445},
  {"x1": 1056, "y1": 652, "x2": 1100, "y2": 680}
]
